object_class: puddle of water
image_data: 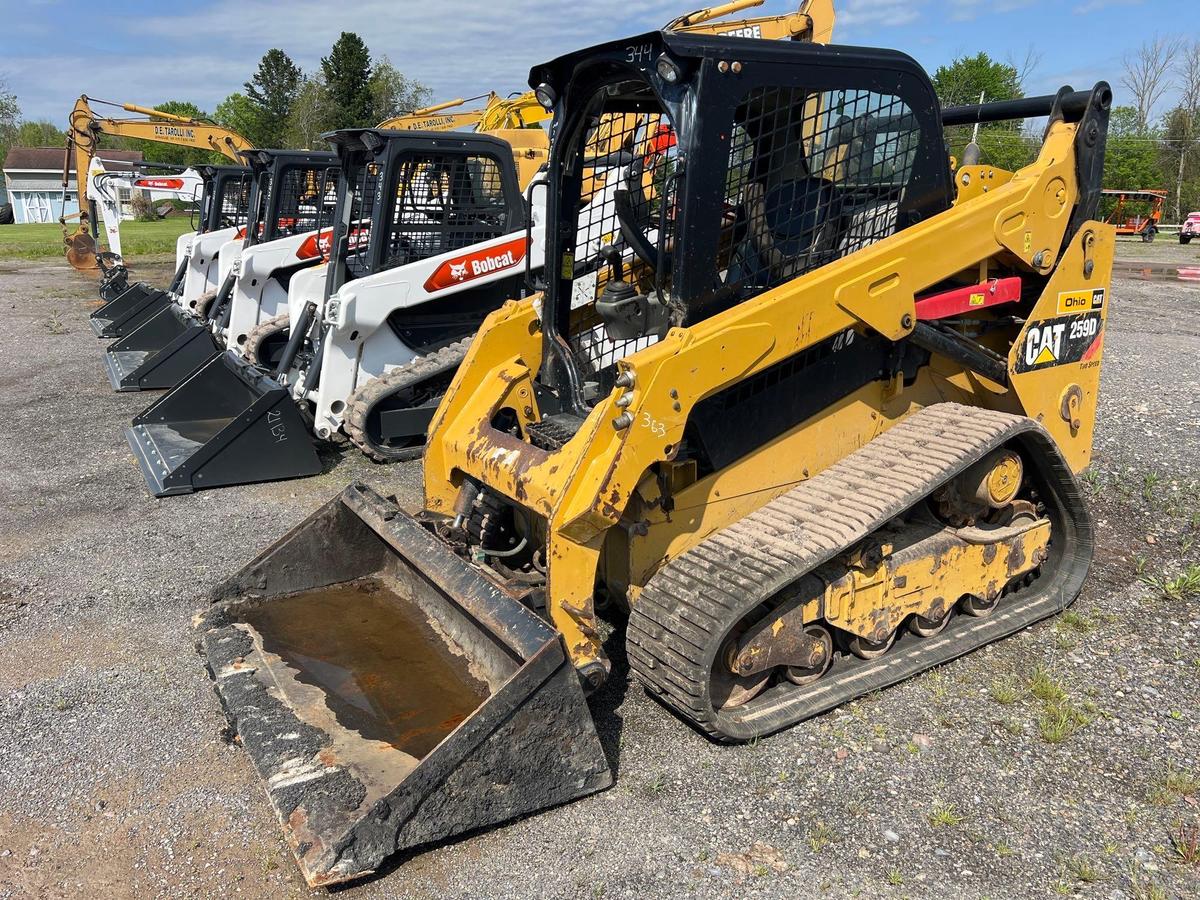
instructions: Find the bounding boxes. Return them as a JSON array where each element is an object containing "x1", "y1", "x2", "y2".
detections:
[
  {"x1": 1114, "y1": 260, "x2": 1200, "y2": 282},
  {"x1": 242, "y1": 578, "x2": 489, "y2": 759}
]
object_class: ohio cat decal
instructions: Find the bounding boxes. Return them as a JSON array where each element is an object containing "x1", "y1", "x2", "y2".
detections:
[{"x1": 1014, "y1": 311, "x2": 1104, "y2": 373}]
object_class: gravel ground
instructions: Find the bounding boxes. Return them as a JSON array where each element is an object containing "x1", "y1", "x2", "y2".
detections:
[{"x1": 0, "y1": 247, "x2": 1198, "y2": 900}]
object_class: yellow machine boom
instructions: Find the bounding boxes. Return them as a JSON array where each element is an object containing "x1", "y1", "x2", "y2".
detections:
[{"x1": 62, "y1": 95, "x2": 253, "y2": 269}]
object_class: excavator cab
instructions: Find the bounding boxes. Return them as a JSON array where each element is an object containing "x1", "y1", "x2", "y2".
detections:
[
  {"x1": 90, "y1": 165, "x2": 251, "y2": 337},
  {"x1": 103, "y1": 151, "x2": 338, "y2": 392},
  {"x1": 198, "y1": 28, "x2": 1114, "y2": 887}
]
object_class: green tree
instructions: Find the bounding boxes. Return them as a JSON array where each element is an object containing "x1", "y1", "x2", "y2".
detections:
[
  {"x1": 321, "y1": 32, "x2": 373, "y2": 130},
  {"x1": 931, "y1": 52, "x2": 1022, "y2": 108},
  {"x1": 1161, "y1": 106, "x2": 1200, "y2": 219},
  {"x1": 14, "y1": 120, "x2": 67, "y2": 147},
  {"x1": 932, "y1": 52, "x2": 1031, "y2": 171},
  {"x1": 1103, "y1": 106, "x2": 1165, "y2": 192},
  {"x1": 0, "y1": 78, "x2": 18, "y2": 167},
  {"x1": 284, "y1": 76, "x2": 332, "y2": 148},
  {"x1": 214, "y1": 92, "x2": 262, "y2": 146},
  {"x1": 369, "y1": 56, "x2": 431, "y2": 123},
  {"x1": 245, "y1": 49, "x2": 302, "y2": 147}
]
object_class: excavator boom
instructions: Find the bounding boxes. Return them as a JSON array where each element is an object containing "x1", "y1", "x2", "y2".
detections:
[{"x1": 62, "y1": 95, "x2": 254, "y2": 270}]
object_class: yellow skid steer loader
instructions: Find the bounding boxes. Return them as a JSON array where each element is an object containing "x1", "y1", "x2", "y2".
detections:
[{"x1": 198, "y1": 26, "x2": 1112, "y2": 887}]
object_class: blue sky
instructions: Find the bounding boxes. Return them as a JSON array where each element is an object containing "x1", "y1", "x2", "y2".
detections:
[{"x1": 3, "y1": 0, "x2": 1191, "y2": 127}]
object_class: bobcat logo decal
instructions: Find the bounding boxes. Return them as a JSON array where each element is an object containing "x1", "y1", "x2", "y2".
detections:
[{"x1": 449, "y1": 262, "x2": 468, "y2": 280}]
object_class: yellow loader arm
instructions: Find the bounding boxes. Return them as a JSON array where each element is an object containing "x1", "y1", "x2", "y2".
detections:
[{"x1": 62, "y1": 95, "x2": 253, "y2": 270}]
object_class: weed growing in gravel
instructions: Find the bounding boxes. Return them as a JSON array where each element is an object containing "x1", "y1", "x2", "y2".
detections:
[
  {"x1": 43, "y1": 310, "x2": 68, "y2": 334},
  {"x1": 928, "y1": 801, "x2": 963, "y2": 828},
  {"x1": 989, "y1": 678, "x2": 1021, "y2": 705},
  {"x1": 886, "y1": 868, "x2": 904, "y2": 885},
  {"x1": 1002, "y1": 719, "x2": 1024, "y2": 736},
  {"x1": 1142, "y1": 472, "x2": 1161, "y2": 502},
  {"x1": 1057, "y1": 610, "x2": 1094, "y2": 633},
  {"x1": 1028, "y1": 667, "x2": 1066, "y2": 704},
  {"x1": 1169, "y1": 821, "x2": 1200, "y2": 865},
  {"x1": 643, "y1": 775, "x2": 667, "y2": 796},
  {"x1": 1037, "y1": 699, "x2": 1093, "y2": 743},
  {"x1": 1129, "y1": 869, "x2": 1167, "y2": 900},
  {"x1": 1148, "y1": 765, "x2": 1200, "y2": 805},
  {"x1": 994, "y1": 841, "x2": 1014, "y2": 858},
  {"x1": 1141, "y1": 564, "x2": 1200, "y2": 601},
  {"x1": 808, "y1": 821, "x2": 837, "y2": 853},
  {"x1": 1064, "y1": 853, "x2": 1103, "y2": 883}
]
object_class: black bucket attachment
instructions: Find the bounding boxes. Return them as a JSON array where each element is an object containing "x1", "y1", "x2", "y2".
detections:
[
  {"x1": 197, "y1": 483, "x2": 612, "y2": 886},
  {"x1": 125, "y1": 352, "x2": 320, "y2": 496},
  {"x1": 104, "y1": 305, "x2": 221, "y2": 392},
  {"x1": 89, "y1": 282, "x2": 175, "y2": 339}
]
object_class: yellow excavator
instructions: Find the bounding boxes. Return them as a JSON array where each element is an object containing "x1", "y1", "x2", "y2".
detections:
[
  {"x1": 61, "y1": 96, "x2": 254, "y2": 269},
  {"x1": 198, "y1": 17, "x2": 1115, "y2": 890}
]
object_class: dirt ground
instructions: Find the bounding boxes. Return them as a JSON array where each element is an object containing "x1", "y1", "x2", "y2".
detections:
[{"x1": 0, "y1": 240, "x2": 1198, "y2": 900}]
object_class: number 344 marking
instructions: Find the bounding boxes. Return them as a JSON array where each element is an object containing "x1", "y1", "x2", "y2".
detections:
[{"x1": 640, "y1": 411, "x2": 667, "y2": 437}]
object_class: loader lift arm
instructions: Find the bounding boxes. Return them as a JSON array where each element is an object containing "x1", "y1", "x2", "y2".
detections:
[{"x1": 62, "y1": 95, "x2": 254, "y2": 270}]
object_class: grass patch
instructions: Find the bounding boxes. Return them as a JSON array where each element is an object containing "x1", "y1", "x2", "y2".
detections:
[
  {"x1": 0, "y1": 219, "x2": 192, "y2": 260},
  {"x1": 1064, "y1": 853, "x2": 1103, "y2": 883},
  {"x1": 1141, "y1": 564, "x2": 1200, "y2": 601},
  {"x1": 928, "y1": 801, "x2": 963, "y2": 828},
  {"x1": 1148, "y1": 765, "x2": 1200, "y2": 805},
  {"x1": 808, "y1": 821, "x2": 837, "y2": 853},
  {"x1": 1037, "y1": 700, "x2": 1092, "y2": 744},
  {"x1": 1170, "y1": 821, "x2": 1200, "y2": 865},
  {"x1": 1028, "y1": 667, "x2": 1066, "y2": 704},
  {"x1": 990, "y1": 677, "x2": 1021, "y2": 705}
]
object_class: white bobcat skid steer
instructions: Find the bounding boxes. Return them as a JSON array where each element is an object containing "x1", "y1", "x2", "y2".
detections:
[
  {"x1": 102, "y1": 151, "x2": 339, "y2": 393},
  {"x1": 91, "y1": 165, "x2": 252, "y2": 339},
  {"x1": 124, "y1": 128, "x2": 540, "y2": 495}
]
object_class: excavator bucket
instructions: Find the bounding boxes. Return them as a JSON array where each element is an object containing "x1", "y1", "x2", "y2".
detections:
[
  {"x1": 198, "y1": 482, "x2": 612, "y2": 886},
  {"x1": 64, "y1": 225, "x2": 98, "y2": 270},
  {"x1": 125, "y1": 352, "x2": 320, "y2": 495},
  {"x1": 104, "y1": 304, "x2": 221, "y2": 392},
  {"x1": 89, "y1": 281, "x2": 175, "y2": 338}
]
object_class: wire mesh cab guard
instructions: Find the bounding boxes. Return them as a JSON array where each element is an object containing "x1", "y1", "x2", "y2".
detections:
[
  {"x1": 102, "y1": 152, "x2": 342, "y2": 393},
  {"x1": 531, "y1": 31, "x2": 953, "y2": 422},
  {"x1": 90, "y1": 164, "x2": 254, "y2": 338}
]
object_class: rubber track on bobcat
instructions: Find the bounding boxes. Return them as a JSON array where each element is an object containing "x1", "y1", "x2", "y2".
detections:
[{"x1": 343, "y1": 336, "x2": 473, "y2": 463}]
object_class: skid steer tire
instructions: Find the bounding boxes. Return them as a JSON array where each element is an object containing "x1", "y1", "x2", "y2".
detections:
[
  {"x1": 193, "y1": 289, "x2": 219, "y2": 318},
  {"x1": 242, "y1": 313, "x2": 290, "y2": 367},
  {"x1": 344, "y1": 337, "x2": 472, "y2": 464}
]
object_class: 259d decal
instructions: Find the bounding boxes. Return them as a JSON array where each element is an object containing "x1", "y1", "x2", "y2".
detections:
[{"x1": 1014, "y1": 311, "x2": 1104, "y2": 374}]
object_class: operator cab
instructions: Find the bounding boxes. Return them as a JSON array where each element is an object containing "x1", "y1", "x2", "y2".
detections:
[
  {"x1": 193, "y1": 164, "x2": 252, "y2": 234},
  {"x1": 239, "y1": 149, "x2": 340, "y2": 248},
  {"x1": 530, "y1": 31, "x2": 953, "y2": 421}
]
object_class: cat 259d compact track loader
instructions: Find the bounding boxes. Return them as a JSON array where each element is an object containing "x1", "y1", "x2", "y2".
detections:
[{"x1": 196, "y1": 27, "x2": 1113, "y2": 887}]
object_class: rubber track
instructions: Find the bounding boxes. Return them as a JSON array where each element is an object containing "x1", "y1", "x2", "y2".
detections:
[
  {"x1": 192, "y1": 288, "x2": 218, "y2": 317},
  {"x1": 343, "y1": 337, "x2": 473, "y2": 463},
  {"x1": 626, "y1": 402, "x2": 1093, "y2": 742},
  {"x1": 241, "y1": 313, "x2": 289, "y2": 365}
]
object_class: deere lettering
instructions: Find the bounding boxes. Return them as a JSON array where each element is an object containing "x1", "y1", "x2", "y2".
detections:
[
  {"x1": 719, "y1": 24, "x2": 763, "y2": 38},
  {"x1": 153, "y1": 125, "x2": 197, "y2": 140}
]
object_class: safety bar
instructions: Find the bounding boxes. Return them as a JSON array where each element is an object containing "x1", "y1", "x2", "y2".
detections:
[{"x1": 942, "y1": 87, "x2": 1107, "y2": 127}]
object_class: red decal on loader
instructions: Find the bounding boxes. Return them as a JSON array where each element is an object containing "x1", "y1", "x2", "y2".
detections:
[
  {"x1": 296, "y1": 225, "x2": 369, "y2": 261},
  {"x1": 134, "y1": 177, "x2": 185, "y2": 190},
  {"x1": 423, "y1": 236, "x2": 529, "y2": 293}
]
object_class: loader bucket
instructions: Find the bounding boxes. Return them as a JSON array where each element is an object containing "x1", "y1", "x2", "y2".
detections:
[
  {"x1": 198, "y1": 483, "x2": 612, "y2": 886},
  {"x1": 89, "y1": 282, "x2": 174, "y2": 338},
  {"x1": 104, "y1": 305, "x2": 221, "y2": 392},
  {"x1": 125, "y1": 352, "x2": 320, "y2": 496}
]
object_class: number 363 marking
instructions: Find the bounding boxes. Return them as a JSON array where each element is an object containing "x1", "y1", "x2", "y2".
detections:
[{"x1": 640, "y1": 411, "x2": 667, "y2": 436}]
